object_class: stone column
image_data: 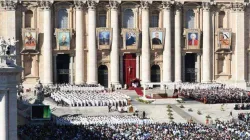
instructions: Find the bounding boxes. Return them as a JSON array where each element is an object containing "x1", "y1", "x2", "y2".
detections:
[
  {"x1": 41, "y1": 1, "x2": 53, "y2": 85},
  {"x1": 141, "y1": 1, "x2": 151, "y2": 84},
  {"x1": 231, "y1": 3, "x2": 246, "y2": 86},
  {"x1": 75, "y1": 2, "x2": 84, "y2": 84},
  {"x1": 174, "y1": 3, "x2": 182, "y2": 83},
  {"x1": 110, "y1": 1, "x2": 120, "y2": 85},
  {"x1": 136, "y1": 53, "x2": 140, "y2": 78},
  {"x1": 196, "y1": 53, "x2": 201, "y2": 82},
  {"x1": 0, "y1": 91, "x2": 8, "y2": 140},
  {"x1": 202, "y1": 2, "x2": 211, "y2": 83},
  {"x1": 119, "y1": 54, "x2": 123, "y2": 86},
  {"x1": 87, "y1": 0, "x2": 98, "y2": 84},
  {"x1": 53, "y1": 54, "x2": 57, "y2": 83},
  {"x1": 162, "y1": 2, "x2": 172, "y2": 83},
  {"x1": 70, "y1": 54, "x2": 74, "y2": 84}
]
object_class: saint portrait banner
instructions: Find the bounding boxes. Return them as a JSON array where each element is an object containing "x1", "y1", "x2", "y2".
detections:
[
  {"x1": 22, "y1": 28, "x2": 38, "y2": 50},
  {"x1": 150, "y1": 28, "x2": 165, "y2": 50},
  {"x1": 55, "y1": 29, "x2": 72, "y2": 50},
  {"x1": 96, "y1": 28, "x2": 112, "y2": 50},
  {"x1": 218, "y1": 28, "x2": 231, "y2": 50},
  {"x1": 122, "y1": 28, "x2": 140, "y2": 50},
  {"x1": 185, "y1": 29, "x2": 201, "y2": 50}
]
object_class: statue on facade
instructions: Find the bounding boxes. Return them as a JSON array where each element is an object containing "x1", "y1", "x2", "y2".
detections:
[
  {"x1": 0, "y1": 37, "x2": 18, "y2": 67},
  {"x1": 34, "y1": 80, "x2": 44, "y2": 104}
]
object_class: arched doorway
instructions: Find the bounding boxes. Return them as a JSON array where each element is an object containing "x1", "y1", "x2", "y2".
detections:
[
  {"x1": 151, "y1": 65, "x2": 161, "y2": 87},
  {"x1": 98, "y1": 65, "x2": 108, "y2": 87}
]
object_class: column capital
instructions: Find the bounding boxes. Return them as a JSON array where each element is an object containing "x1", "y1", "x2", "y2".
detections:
[
  {"x1": 230, "y1": 2, "x2": 247, "y2": 12},
  {"x1": 74, "y1": 1, "x2": 85, "y2": 11},
  {"x1": 87, "y1": 0, "x2": 98, "y2": 10},
  {"x1": 38, "y1": 0, "x2": 53, "y2": 10},
  {"x1": 140, "y1": 1, "x2": 152, "y2": 10},
  {"x1": 162, "y1": 1, "x2": 173, "y2": 10},
  {"x1": 0, "y1": 0, "x2": 18, "y2": 11},
  {"x1": 109, "y1": 0, "x2": 120, "y2": 10},
  {"x1": 174, "y1": 2, "x2": 182, "y2": 11},
  {"x1": 202, "y1": 2, "x2": 211, "y2": 11}
]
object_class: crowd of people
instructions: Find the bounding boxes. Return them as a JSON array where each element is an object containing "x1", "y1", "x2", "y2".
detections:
[
  {"x1": 56, "y1": 115, "x2": 153, "y2": 125},
  {"x1": 18, "y1": 121, "x2": 250, "y2": 140},
  {"x1": 44, "y1": 84, "x2": 130, "y2": 107},
  {"x1": 238, "y1": 113, "x2": 250, "y2": 123},
  {"x1": 180, "y1": 87, "x2": 250, "y2": 104}
]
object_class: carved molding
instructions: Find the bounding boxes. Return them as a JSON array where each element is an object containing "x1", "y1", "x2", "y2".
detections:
[
  {"x1": 74, "y1": 1, "x2": 85, "y2": 10},
  {"x1": 141, "y1": 1, "x2": 151, "y2": 10},
  {"x1": 175, "y1": 2, "x2": 182, "y2": 11},
  {"x1": 38, "y1": 1, "x2": 54, "y2": 10},
  {"x1": 87, "y1": 0, "x2": 97, "y2": 10},
  {"x1": 0, "y1": 0, "x2": 17, "y2": 10},
  {"x1": 202, "y1": 2, "x2": 211, "y2": 11},
  {"x1": 109, "y1": 0, "x2": 120, "y2": 10},
  {"x1": 162, "y1": 2, "x2": 172, "y2": 10},
  {"x1": 231, "y1": 2, "x2": 247, "y2": 12}
]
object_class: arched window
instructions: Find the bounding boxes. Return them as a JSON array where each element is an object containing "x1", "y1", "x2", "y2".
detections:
[
  {"x1": 58, "y1": 9, "x2": 68, "y2": 28},
  {"x1": 186, "y1": 9, "x2": 195, "y2": 29},
  {"x1": 150, "y1": 10, "x2": 159, "y2": 27},
  {"x1": 123, "y1": 9, "x2": 134, "y2": 28},
  {"x1": 218, "y1": 11, "x2": 225, "y2": 28},
  {"x1": 25, "y1": 10, "x2": 33, "y2": 28},
  {"x1": 98, "y1": 10, "x2": 107, "y2": 27}
]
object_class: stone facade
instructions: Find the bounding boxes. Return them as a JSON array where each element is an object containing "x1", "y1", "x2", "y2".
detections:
[{"x1": 3, "y1": 0, "x2": 250, "y2": 88}]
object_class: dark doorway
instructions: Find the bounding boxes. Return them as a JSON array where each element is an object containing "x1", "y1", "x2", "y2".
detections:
[
  {"x1": 151, "y1": 65, "x2": 161, "y2": 87},
  {"x1": 57, "y1": 54, "x2": 70, "y2": 83},
  {"x1": 123, "y1": 54, "x2": 136, "y2": 87},
  {"x1": 185, "y1": 53, "x2": 196, "y2": 82},
  {"x1": 98, "y1": 65, "x2": 108, "y2": 87}
]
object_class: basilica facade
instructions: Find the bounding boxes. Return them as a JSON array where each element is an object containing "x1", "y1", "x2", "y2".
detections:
[{"x1": 1, "y1": 0, "x2": 249, "y2": 88}]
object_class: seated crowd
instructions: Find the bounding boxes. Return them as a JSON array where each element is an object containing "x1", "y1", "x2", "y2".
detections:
[
  {"x1": 180, "y1": 87, "x2": 250, "y2": 104},
  {"x1": 234, "y1": 104, "x2": 250, "y2": 110},
  {"x1": 238, "y1": 113, "x2": 250, "y2": 123},
  {"x1": 56, "y1": 115, "x2": 153, "y2": 125},
  {"x1": 18, "y1": 121, "x2": 250, "y2": 139}
]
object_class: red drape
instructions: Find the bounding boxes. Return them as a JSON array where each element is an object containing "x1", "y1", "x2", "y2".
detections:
[{"x1": 123, "y1": 54, "x2": 136, "y2": 86}]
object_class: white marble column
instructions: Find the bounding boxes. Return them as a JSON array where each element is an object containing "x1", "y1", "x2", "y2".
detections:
[
  {"x1": 70, "y1": 55, "x2": 74, "y2": 84},
  {"x1": 232, "y1": 3, "x2": 246, "y2": 86},
  {"x1": 136, "y1": 53, "x2": 140, "y2": 78},
  {"x1": 202, "y1": 2, "x2": 211, "y2": 83},
  {"x1": 197, "y1": 53, "x2": 201, "y2": 82},
  {"x1": 119, "y1": 54, "x2": 123, "y2": 86},
  {"x1": 42, "y1": 2, "x2": 53, "y2": 85},
  {"x1": 162, "y1": 2, "x2": 172, "y2": 83},
  {"x1": 0, "y1": 91, "x2": 8, "y2": 140},
  {"x1": 75, "y1": 2, "x2": 84, "y2": 84},
  {"x1": 53, "y1": 54, "x2": 57, "y2": 83},
  {"x1": 110, "y1": 1, "x2": 120, "y2": 85},
  {"x1": 87, "y1": 1, "x2": 98, "y2": 84},
  {"x1": 174, "y1": 3, "x2": 182, "y2": 83},
  {"x1": 141, "y1": 1, "x2": 151, "y2": 84}
]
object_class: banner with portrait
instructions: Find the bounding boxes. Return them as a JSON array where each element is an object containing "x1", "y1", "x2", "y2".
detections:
[
  {"x1": 96, "y1": 28, "x2": 112, "y2": 50},
  {"x1": 185, "y1": 29, "x2": 201, "y2": 50},
  {"x1": 150, "y1": 28, "x2": 165, "y2": 49},
  {"x1": 122, "y1": 28, "x2": 140, "y2": 50},
  {"x1": 218, "y1": 28, "x2": 231, "y2": 50},
  {"x1": 22, "y1": 28, "x2": 38, "y2": 51},
  {"x1": 55, "y1": 29, "x2": 72, "y2": 50}
]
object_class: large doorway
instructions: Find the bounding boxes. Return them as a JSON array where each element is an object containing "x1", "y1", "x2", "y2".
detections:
[
  {"x1": 57, "y1": 54, "x2": 70, "y2": 83},
  {"x1": 98, "y1": 65, "x2": 108, "y2": 87},
  {"x1": 151, "y1": 65, "x2": 161, "y2": 87},
  {"x1": 123, "y1": 54, "x2": 136, "y2": 86},
  {"x1": 185, "y1": 53, "x2": 196, "y2": 82}
]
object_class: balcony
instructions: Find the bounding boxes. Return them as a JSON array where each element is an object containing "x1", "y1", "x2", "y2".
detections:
[{"x1": 98, "y1": 45, "x2": 110, "y2": 50}]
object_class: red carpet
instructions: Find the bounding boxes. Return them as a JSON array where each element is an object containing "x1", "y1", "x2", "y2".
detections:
[{"x1": 134, "y1": 88, "x2": 151, "y2": 98}]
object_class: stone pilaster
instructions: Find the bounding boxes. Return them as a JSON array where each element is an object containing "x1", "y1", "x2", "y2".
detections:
[
  {"x1": 110, "y1": 0, "x2": 120, "y2": 86},
  {"x1": 136, "y1": 53, "x2": 140, "y2": 78},
  {"x1": 39, "y1": 1, "x2": 53, "y2": 85},
  {"x1": 162, "y1": 2, "x2": 172, "y2": 83},
  {"x1": 87, "y1": 0, "x2": 98, "y2": 84},
  {"x1": 141, "y1": 1, "x2": 151, "y2": 84},
  {"x1": 231, "y1": 2, "x2": 247, "y2": 87},
  {"x1": 174, "y1": 2, "x2": 182, "y2": 83},
  {"x1": 202, "y1": 2, "x2": 212, "y2": 83},
  {"x1": 75, "y1": 1, "x2": 85, "y2": 84}
]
